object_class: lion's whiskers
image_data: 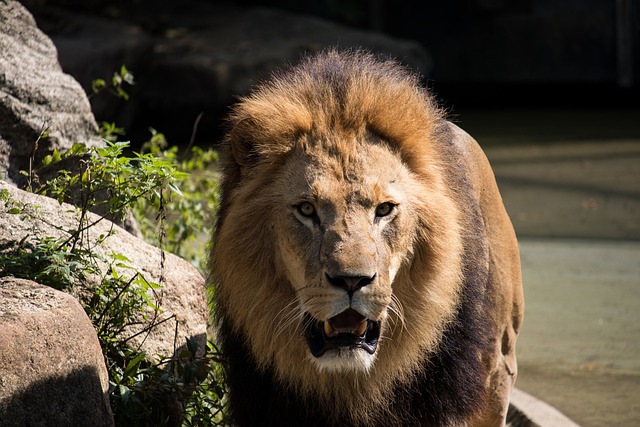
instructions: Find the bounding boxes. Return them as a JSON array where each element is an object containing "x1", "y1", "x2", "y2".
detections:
[
  {"x1": 272, "y1": 297, "x2": 303, "y2": 342},
  {"x1": 271, "y1": 300, "x2": 306, "y2": 362},
  {"x1": 387, "y1": 293, "x2": 407, "y2": 337}
]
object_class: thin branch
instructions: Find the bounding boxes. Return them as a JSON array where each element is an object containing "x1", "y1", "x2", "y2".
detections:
[
  {"x1": 28, "y1": 122, "x2": 49, "y2": 192},
  {"x1": 96, "y1": 273, "x2": 139, "y2": 335},
  {"x1": 120, "y1": 313, "x2": 177, "y2": 346},
  {"x1": 181, "y1": 111, "x2": 204, "y2": 160}
]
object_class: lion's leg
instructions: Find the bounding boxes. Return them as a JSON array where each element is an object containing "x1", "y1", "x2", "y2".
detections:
[{"x1": 469, "y1": 327, "x2": 518, "y2": 427}]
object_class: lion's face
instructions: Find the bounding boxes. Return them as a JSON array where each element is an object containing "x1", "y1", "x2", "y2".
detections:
[
  {"x1": 270, "y1": 133, "x2": 420, "y2": 372},
  {"x1": 214, "y1": 122, "x2": 463, "y2": 384}
]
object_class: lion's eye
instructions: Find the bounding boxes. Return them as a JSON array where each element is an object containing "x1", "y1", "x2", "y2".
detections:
[
  {"x1": 375, "y1": 202, "x2": 395, "y2": 217},
  {"x1": 297, "y1": 202, "x2": 316, "y2": 218}
]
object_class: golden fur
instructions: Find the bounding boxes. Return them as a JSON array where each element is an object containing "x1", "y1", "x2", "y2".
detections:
[{"x1": 210, "y1": 50, "x2": 523, "y2": 427}]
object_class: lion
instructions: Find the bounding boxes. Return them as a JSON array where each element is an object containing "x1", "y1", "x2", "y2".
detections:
[{"x1": 209, "y1": 50, "x2": 524, "y2": 427}]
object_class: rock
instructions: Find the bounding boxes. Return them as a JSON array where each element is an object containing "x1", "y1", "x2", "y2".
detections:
[
  {"x1": 22, "y1": 1, "x2": 432, "y2": 144},
  {"x1": 0, "y1": 277, "x2": 114, "y2": 426},
  {"x1": 507, "y1": 388, "x2": 582, "y2": 427},
  {"x1": 138, "y1": 4, "x2": 433, "y2": 143},
  {"x1": 24, "y1": 4, "x2": 153, "y2": 130},
  {"x1": 0, "y1": 0, "x2": 103, "y2": 188},
  {"x1": 0, "y1": 181, "x2": 208, "y2": 361}
]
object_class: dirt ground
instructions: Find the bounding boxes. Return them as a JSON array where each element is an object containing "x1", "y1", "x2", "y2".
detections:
[{"x1": 456, "y1": 108, "x2": 640, "y2": 427}]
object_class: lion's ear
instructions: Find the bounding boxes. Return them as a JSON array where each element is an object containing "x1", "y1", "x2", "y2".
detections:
[{"x1": 228, "y1": 118, "x2": 260, "y2": 167}]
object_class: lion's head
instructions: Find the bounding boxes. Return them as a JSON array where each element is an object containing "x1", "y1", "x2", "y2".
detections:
[{"x1": 211, "y1": 51, "x2": 468, "y2": 414}]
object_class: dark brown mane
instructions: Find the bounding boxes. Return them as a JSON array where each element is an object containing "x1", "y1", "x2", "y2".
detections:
[{"x1": 225, "y1": 49, "x2": 445, "y2": 175}]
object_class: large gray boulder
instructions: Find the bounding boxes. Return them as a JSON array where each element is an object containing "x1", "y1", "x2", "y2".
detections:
[
  {"x1": 0, "y1": 181, "x2": 208, "y2": 361},
  {"x1": 0, "y1": 277, "x2": 114, "y2": 426},
  {"x1": 0, "y1": 0, "x2": 103, "y2": 187}
]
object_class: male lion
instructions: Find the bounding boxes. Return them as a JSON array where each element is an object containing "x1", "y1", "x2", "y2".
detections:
[{"x1": 209, "y1": 50, "x2": 524, "y2": 427}]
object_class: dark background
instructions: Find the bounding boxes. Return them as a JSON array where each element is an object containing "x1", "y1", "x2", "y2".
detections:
[
  {"x1": 23, "y1": 0, "x2": 640, "y2": 145},
  {"x1": 239, "y1": 0, "x2": 639, "y2": 109}
]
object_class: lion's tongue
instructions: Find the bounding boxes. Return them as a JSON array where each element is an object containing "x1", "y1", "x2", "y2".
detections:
[{"x1": 324, "y1": 308, "x2": 367, "y2": 337}]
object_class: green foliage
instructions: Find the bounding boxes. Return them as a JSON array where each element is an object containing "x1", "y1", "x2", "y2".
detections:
[
  {"x1": 181, "y1": 340, "x2": 229, "y2": 426},
  {"x1": 0, "y1": 130, "x2": 227, "y2": 424},
  {"x1": 90, "y1": 64, "x2": 135, "y2": 101},
  {"x1": 0, "y1": 188, "x2": 100, "y2": 291},
  {"x1": 133, "y1": 128, "x2": 219, "y2": 272},
  {"x1": 109, "y1": 338, "x2": 227, "y2": 426},
  {"x1": 0, "y1": 236, "x2": 98, "y2": 290},
  {"x1": 100, "y1": 122, "x2": 127, "y2": 143}
]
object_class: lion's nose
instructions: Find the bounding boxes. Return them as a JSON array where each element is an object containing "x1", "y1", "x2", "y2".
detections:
[{"x1": 325, "y1": 273, "x2": 376, "y2": 298}]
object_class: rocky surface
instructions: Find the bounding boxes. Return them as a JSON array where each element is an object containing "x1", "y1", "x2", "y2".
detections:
[
  {"x1": 0, "y1": 3, "x2": 207, "y2": 422},
  {"x1": 0, "y1": 181, "x2": 208, "y2": 361},
  {"x1": 0, "y1": 277, "x2": 114, "y2": 426},
  {"x1": 0, "y1": 0, "x2": 103, "y2": 187}
]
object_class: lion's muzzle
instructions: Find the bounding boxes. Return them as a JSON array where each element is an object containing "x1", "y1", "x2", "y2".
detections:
[{"x1": 303, "y1": 309, "x2": 382, "y2": 357}]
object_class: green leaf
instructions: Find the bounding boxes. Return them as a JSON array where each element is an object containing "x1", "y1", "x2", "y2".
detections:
[
  {"x1": 110, "y1": 253, "x2": 131, "y2": 262},
  {"x1": 91, "y1": 78, "x2": 106, "y2": 93},
  {"x1": 118, "y1": 384, "x2": 131, "y2": 403},
  {"x1": 168, "y1": 182, "x2": 183, "y2": 197},
  {"x1": 124, "y1": 352, "x2": 146, "y2": 378}
]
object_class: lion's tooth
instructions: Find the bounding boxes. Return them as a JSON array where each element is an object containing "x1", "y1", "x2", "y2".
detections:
[
  {"x1": 324, "y1": 321, "x2": 334, "y2": 336},
  {"x1": 355, "y1": 320, "x2": 367, "y2": 337}
]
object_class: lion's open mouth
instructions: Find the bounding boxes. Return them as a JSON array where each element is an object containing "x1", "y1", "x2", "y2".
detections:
[{"x1": 303, "y1": 308, "x2": 381, "y2": 357}]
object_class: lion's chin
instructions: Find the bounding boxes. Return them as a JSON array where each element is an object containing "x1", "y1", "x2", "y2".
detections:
[
  {"x1": 309, "y1": 346, "x2": 378, "y2": 373},
  {"x1": 303, "y1": 309, "x2": 381, "y2": 371}
]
